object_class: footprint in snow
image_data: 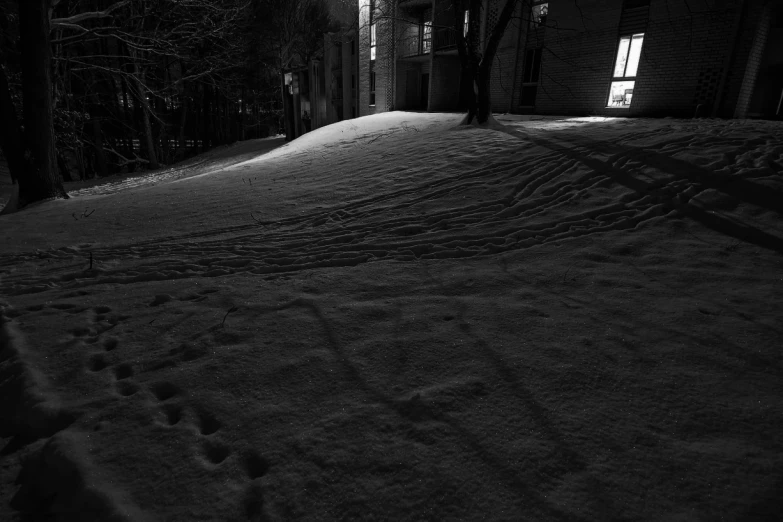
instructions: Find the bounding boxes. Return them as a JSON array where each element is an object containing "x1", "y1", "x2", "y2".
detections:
[{"x1": 149, "y1": 294, "x2": 173, "y2": 307}]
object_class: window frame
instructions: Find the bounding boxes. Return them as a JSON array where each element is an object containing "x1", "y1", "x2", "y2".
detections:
[
  {"x1": 531, "y1": 1, "x2": 548, "y2": 27},
  {"x1": 422, "y1": 20, "x2": 432, "y2": 54},
  {"x1": 606, "y1": 33, "x2": 644, "y2": 109},
  {"x1": 370, "y1": 23, "x2": 377, "y2": 61},
  {"x1": 520, "y1": 47, "x2": 543, "y2": 107},
  {"x1": 369, "y1": 66, "x2": 376, "y2": 107}
]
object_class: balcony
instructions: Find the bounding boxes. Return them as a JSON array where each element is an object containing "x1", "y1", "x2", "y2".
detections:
[
  {"x1": 398, "y1": 0, "x2": 432, "y2": 8},
  {"x1": 398, "y1": 27, "x2": 432, "y2": 59},
  {"x1": 433, "y1": 27, "x2": 456, "y2": 50}
]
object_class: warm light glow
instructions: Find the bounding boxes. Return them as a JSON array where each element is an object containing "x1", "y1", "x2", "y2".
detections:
[
  {"x1": 608, "y1": 33, "x2": 643, "y2": 108},
  {"x1": 607, "y1": 80, "x2": 635, "y2": 107},
  {"x1": 613, "y1": 38, "x2": 631, "y2": 77},
  {"x1": 370, "y1": 23, "x2": 376, "y2": 60},
  {"x1": 626, "y1": 35, "x2": 644, "y2": 76}
]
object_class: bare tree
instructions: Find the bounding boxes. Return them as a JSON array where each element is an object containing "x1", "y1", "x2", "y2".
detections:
[
  {"x1": 0, "y1": 0, "x2": 68, "y2": 214},
  {"x1": 453, "y1": 0, "x2": 520, "y2": 125}
]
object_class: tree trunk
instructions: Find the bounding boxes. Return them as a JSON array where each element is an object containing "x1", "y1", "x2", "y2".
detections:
[
  {"x1": 176, "y1": 95, "x2": 188, "y2": 162},
  {"x1": 202, "y1": 85, "x2": 211, "y2": 152},
  {"x1": 92, "y1": 116, "x2": 109, "y2": 177},
  {"x1": 133, "y1": 71, "x2": 159, "y2": 169},
  {"x1": 120, "y1": 76, "x2": 134, "y2": 159},
  {"x1": 15, "y1": 0, "x2": 68, "y2": 211},
  {"x1": 454, "y1": 0, "x2": 519, "y2": 125},
  {"x1": 0, "y1": 66, "x2": 25, "y2": 186}
]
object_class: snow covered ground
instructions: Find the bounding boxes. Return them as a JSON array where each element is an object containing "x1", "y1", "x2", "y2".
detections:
[{"x1": 0, "y1": 112, "x2": 782, "y2": 521}]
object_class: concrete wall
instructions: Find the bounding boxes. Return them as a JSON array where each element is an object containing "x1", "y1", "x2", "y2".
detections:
[{"x1": 430, "y1": 55, "x2": 460, "y2": 111}]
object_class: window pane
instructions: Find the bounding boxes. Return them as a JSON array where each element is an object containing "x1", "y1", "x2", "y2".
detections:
[
  {"x1": 606, "y1": 80, "x2": 635, "y2": 107},
  {"x1": 463, "y1": 10, "x2": 469, "y2": 37},
  {"x1": 371, "y1": 24, "x2": 376, "y2": 46},
  {"x1": 370, "y1": 46, "x2": 375, "y2": 60},
  {"x1": 532, "y1": 3, "x2": 548, "y2": 26},
  {"x1": 531, "y1": 48, "x2": 542, "y2": 82},
  {"x1": 613, "y1": 36, "x2": 631, "y2": 77},
  {"x1": 521, "y1": 85, "x2": 538, "y2": 105},
  {"x1": 625, "y1": 34, "x2": 644, "y2": 77},
  {"x1": 523, "y1": 49, "x2": 535, "y2": 82}
]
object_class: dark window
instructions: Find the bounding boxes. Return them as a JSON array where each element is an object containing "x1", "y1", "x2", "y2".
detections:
[
  {"x1": 521, "y1": 86, "x2": 538, "y2": 106},
  {"x1": 523, "y1": 48, "x2": 542, "y2": 83},
  {"x1": 351, "y1": 40, "x2": 355, "y2": 55},
  {"x1": 521, "y1": 48, "x2": 542, "y2": 106},
  {"x1": 370, "y1": 67, "x2": 376, "y2": 106},
  {"x1": 623, "y1": 0, "x2": 650, "y2": 8},
  {"x1": 352, "y1": 74, "x2": 355, "y2": 88}
]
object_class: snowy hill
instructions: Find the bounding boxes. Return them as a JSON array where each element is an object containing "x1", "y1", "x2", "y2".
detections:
[{"x1": 1, "y1": 112, "x2": 782, "y2": 521}]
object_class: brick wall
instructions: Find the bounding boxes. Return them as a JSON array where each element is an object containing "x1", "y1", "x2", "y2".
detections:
[
  {"x1": 631, "y1": 0, "x2": 738, "y2": 117},
  {"x1": 359, "y1": 0, "x2": 759, "y2": 118},
  {"x1": 731, "y1": 0, "x2": 773, "y2": 117},
  {"x1": 719, "y1": 0, "x2": 769, "y2": 117},
  {"x1": 523, "y1": 0, "x2": 748, "y2": 117},
  {"x1": 531, "y1": 0, "x2": 623, "y2": 115},
  {"x1": 488, "y1": 0, "x2": 523, "y2": 112},
  {"x1": 359, "y1": 0, "x2": 388, "y2": 115}
]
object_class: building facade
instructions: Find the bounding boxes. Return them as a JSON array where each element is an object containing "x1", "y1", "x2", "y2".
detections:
[
  {"x1": 282, "y1": 26, "x2": 361, "y2": 141},
  {"x1": 359, "y1": 0, "x2": 783, "y2": 119},
  {"x1": 324, "y1": 28, "x2": 362, "y2": 122}
]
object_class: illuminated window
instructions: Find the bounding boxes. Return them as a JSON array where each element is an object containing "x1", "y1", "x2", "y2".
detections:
[
  {"x1": 463, "y1": 10, "x2": 469, "y2": 37},
  {"x1": 370, "y1": 23, "x2": 376, "y2": 61},
  {"x1": 607, "y1": 33, "x2": 644, "y2": 108},
  {"x1": 531, "y1": 2, "x2": 548, "y2": 27},
  {"x1": 423, "y1": 21, "x2": 432, "y2": 53}
]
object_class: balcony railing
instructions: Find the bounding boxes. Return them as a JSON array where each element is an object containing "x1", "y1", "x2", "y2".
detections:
[
  {"x1": 433, "y1": 28, "x2": 456, "y2": 50},
  {"x1": 399, "y1": 34, "x2": 431, "y2": 57}
]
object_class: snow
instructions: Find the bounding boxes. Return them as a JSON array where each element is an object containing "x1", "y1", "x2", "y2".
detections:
[{"x1": 1, "y1": 112, "x2": 782, "y2": 521}]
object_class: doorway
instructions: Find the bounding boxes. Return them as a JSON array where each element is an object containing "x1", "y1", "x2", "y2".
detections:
[
  {"x1": 406, "y1": 70, "x2": 419, "y2": 109},
  {"x1": 420, "y1": 73, "x2": 430, "y2": 110}
]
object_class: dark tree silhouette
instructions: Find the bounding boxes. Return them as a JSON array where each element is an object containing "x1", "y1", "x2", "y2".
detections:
[
  {"x1": 453, "y1": 0, "x2": 520, "y2": 125},
  {"x1": 1, "y1": 0, "x2": 68, "y2": 213}
]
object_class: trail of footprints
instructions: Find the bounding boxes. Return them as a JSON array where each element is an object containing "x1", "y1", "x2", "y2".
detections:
[{"x1": 77, "y1": 302, "x2": 270, "y2": 516}]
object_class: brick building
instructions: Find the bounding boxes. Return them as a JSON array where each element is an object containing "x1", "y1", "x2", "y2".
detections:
[
  {"x1": 282, "y1": 26, "x2": 361, "y2": 141},
  {"x1": 324, "y1": 28, "x2": 362, "y2": 121},
  {"x1": 358, "y1": 0, "x2": 782, "y2": 119}
]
